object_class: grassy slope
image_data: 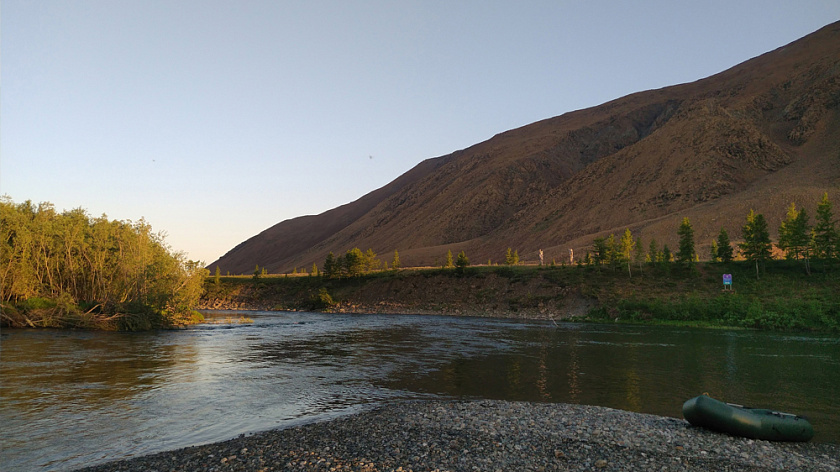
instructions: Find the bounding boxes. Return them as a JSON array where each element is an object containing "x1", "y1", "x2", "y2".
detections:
[{"x1": 201, "y1": 261, "x2": 840, "y2": 332}]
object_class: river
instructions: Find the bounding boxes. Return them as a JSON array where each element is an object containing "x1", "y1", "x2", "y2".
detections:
[{"x1": 1, "y1": 311, "x2": 838, "y2": 471}]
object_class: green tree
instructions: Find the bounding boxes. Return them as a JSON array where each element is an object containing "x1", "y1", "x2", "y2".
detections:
[
  {"x1": 778, "y1": 202, "x2": 811, "y2": 262},
  {"x1": 716, "y1": 228, "x2": 733, "y2": 263},
  {"x1": 661, "y1": 245, "x2": 672, "y2": 264},
  {"x1": 311, "y1": 263, "x2": 319, "y2": 277},
  {"x1": 392, "y1": 250, "x2": 401, "y2": 269},
  {"x1": 634, "y1": 237, "x2": 645, "y2": 271},
  {"x1": 605, "y1": 234, "x2": 620, "y2": 270},
  {"x1": 710, "y1": 240, "x2": 719, "y2": 262},
  {"x1": 620, "y1": 229, "x2": 635, "y2": 277},
  {"x1": 253, "y1": 264, "x2": 261, "y2": 280},
  {"x1": 444, "y1": 249, "x2": 454, "y2": 268},
  {"x1": 455, "y1": 250, "x2": 469, "y2": 273},
  {"x1": 363, "y1": 248, "x2": 381, "y2": 272},
  {"x1": 647, "y1": 238, "x2": 658, "y2": 263},
  {"x1": 676, "y1": 217, "x2": 696, "y2": 268},
  {"x1": 323, "y1": 252, "x2": 337, "y2": 278},
  {"x1": 740, "y1": 209, "x2": 772, "y2": 279},
  {"x1": 214, "y1": 266, "x2": 221, "y2": 285},
  {"x1": 343, "y1": 248, "x2": 365, "y2": 277},
  {"x1": 504, "y1": 247, "x2": 519, "y2": 265},
  {"x1": 812, "y1": 193, "x2": 837, "y2": 261},
  {"x1": 592, "y1": 237, "x2": 608, "y2": 268}
]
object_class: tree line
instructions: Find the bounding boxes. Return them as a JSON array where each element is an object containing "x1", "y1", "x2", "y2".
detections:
[
  {"x1": 321, "y1": 248, "x2": 383, "y2": 278},
  {"x1": 583, "y1": 192, "x2": 838, "y2": 278},
  {"x1": 305, "y1": 194, "x2": 836, "y2": 280},
  {"x1": 0, "y1": 197, "x2": 207, "y2": 329}
]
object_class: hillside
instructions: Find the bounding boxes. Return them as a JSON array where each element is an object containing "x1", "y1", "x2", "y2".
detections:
[{"x1": 210, "y1": 21, "x2": 840, "y2": 275}]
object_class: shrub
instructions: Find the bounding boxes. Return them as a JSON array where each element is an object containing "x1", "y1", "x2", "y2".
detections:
[{"x1": 310, "y1": 288, "x2": 336, "y2": 310}]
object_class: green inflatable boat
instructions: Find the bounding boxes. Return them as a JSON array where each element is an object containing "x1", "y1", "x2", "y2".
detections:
[{"x1": 682, "y1": 395, "x2": 814, "y2": 442}]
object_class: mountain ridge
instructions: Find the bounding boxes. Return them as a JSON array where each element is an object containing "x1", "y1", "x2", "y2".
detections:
[{"x1": 210, "y1": 21, "x2": 840, "y2": 274}]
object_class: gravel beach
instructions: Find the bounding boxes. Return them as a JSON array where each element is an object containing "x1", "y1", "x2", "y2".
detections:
[{"x1": 76, "y1": 400, "x2": 839, "y2": 472}]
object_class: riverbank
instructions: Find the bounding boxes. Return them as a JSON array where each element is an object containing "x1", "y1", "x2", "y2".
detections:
[
  {"x1": 201, "y1": 262, "x2": 840, "y2": 332},
  {"x1": 0, "y1": 298, "x2": 205, "y2": 330},
  {"x1": 77, "y1": 400, "x2": 839, "y2": 471}
]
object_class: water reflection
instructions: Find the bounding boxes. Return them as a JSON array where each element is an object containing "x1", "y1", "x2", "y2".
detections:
[
  {"x1": 380, "y1": 322, "x2": 840, "y2": 439},
  {"x1": 1, "y1": 312, "x2": 838, "y2": 472}
]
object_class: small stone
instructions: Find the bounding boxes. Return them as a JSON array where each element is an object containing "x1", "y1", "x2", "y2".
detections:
[{"x1": 595, "y1": 459, "x2": 608, "y2": 468}]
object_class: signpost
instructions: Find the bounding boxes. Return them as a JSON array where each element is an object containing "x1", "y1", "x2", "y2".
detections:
[{"x1": 723, "y1": 274, "x2": 733, "y2": 291}]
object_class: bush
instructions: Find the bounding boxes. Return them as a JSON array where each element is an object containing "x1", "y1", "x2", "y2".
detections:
[{"x1": 309, "y1": 288, "x2": 336, "y2": 310}]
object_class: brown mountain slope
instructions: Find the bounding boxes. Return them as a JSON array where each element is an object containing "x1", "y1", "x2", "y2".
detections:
[{"x1": 210, "y1": 21, "x2": 840, "y2": 274}]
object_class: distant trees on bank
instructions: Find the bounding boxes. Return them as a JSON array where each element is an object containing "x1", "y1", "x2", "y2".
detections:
[
  {"x1": 583, "y1": 192, "x2": 838, "y2": 278},
  {"x1": 322, "y1": 248, "x2": 381, "y2": 278},
  {"x1": 249, "y1": 194, "x2": 838, "y2": 281},
  {"x1": 0, "y1": 197, "x2": 207, "y2": 329}
]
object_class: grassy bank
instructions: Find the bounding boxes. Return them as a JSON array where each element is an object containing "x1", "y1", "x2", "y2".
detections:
[
  {"x1": 201, "y1": 261, "x2": 840, "y2": 332},
  {"x1": 587, "y1": 262, "x2": 840, "y2": 331}
]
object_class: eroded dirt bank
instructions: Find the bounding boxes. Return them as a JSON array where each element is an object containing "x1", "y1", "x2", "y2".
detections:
[{"x1": 199, "y1": 270, "x2": 598, "y2": 321}]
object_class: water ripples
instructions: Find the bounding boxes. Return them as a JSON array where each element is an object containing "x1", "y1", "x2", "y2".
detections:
[{"x1": 2, "y1": 311, "x2": 838, "y2": 471}]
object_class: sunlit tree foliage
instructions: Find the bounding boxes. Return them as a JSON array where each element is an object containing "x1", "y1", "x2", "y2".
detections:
[{"x1": 0, "y1": 197, "x2": 207, "y2": 329}]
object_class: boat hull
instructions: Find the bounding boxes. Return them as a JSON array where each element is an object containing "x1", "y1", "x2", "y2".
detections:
[{"x1": 682, "y1": 395, "x2": 814, "y2": 442}]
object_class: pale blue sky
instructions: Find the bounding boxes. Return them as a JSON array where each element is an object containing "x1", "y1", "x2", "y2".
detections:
[{"x1": 2, "y1": 1, "x2": 838, "y2": 265}]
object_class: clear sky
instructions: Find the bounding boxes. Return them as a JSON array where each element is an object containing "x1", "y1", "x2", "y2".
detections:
[{"x1": 2, "y1": 1, "x2": 838, "y2": 265}]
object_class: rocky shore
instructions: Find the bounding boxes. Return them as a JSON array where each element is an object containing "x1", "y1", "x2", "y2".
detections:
[{"x1": 77, "y1": 400, "x2": 839, "y2": 472}]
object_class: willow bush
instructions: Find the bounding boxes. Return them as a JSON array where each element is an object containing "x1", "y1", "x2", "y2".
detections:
[{"x1": 0, "y1": 197, "x2": 207, "y2": 330}]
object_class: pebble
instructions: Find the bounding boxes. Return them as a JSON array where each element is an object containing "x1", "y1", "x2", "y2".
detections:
[{"x1": 75, "y1": 400, "x2": 840, "y2": 472}]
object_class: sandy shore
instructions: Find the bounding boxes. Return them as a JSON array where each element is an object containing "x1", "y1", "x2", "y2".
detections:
[{"x1": 76, "y1": 400, "x2": 838, "y2": 472}]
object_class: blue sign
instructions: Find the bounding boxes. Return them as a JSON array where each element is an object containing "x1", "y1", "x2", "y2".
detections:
[{"x1": 723, "y1": 274, "x2": 732, "y2": 285}]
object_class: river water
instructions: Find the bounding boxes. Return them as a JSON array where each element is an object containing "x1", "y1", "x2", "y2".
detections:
[{"x1": 1, "y1": 311, "x2": 838, "y2": 471}]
